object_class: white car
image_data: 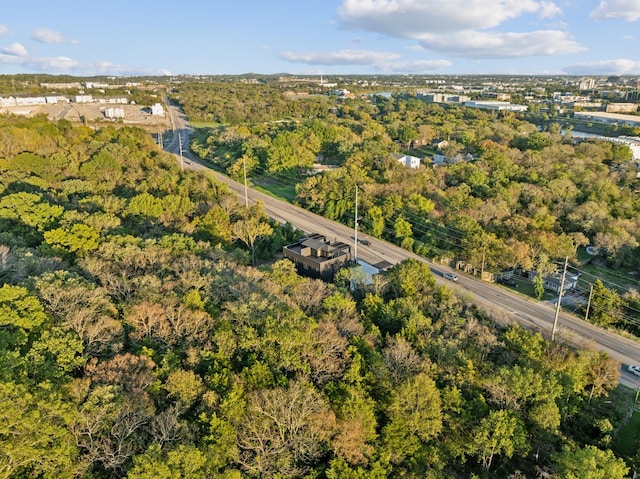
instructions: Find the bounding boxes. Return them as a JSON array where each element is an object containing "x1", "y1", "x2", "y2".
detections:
[
  {"x1": 628, "y1": 365, "x2": 640, "y2": 377},
  {"x1": 443, "y1": 272, "x2": 458, "y2": 281}
]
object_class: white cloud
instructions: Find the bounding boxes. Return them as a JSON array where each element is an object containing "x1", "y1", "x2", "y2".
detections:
[
  {"x1": 0, "y1": 53, "x2": 170, "y2": 76},
  {"x1": 383, "y1": 59, "x2": 452, "y2": 72},
  {"x1": 337, "y1": 0, "x2": 576, "y2": 58},
  {"x1": 0, "y1": 25, "x2": 9, "y2": 36},
  {"x1": 590, "y1": 0, "x2": 640, "y2": 21},
  {"x1": 31, "y1": 27, "x2": 78, "y2": 44},
  {"x1": 2, "y1": 42, "x2": 27, "y2": 57},
  {"x1": 539, "y1": 1, "x2": 563, "y2": 18},
  {"x1": 279, "y1": 48, "x2": 451, "y2": 72},
  {"x1": 564, "y1": 58, "x2": 640, "y2": 75},
  {"x1": 417, "y1": 30, "x2": 585, "y2": 58},
  {"x1": 280, "y1": 49, "x2": 401, "y2": 66}
]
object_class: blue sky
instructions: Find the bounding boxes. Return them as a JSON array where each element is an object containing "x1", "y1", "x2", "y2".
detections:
[{"x1": 0, "y1": 0, "x2": 639, "y2": 77}]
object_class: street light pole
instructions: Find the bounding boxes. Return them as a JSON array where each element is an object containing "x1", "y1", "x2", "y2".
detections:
[
  {"x1": 354, "y1": 185, "x2": 358, "y2": 263},
  {"x1": 243, "y1": 156, "x2": 249, "y2": 207},
  {"x1": 551, "y1": 257, "x2": 569, "y2": 341},
  {"x1": 178, "y1": 134, "x2": 184, "y2": 171}
]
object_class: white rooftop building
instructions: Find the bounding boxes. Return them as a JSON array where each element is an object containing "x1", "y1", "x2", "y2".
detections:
[
  {"x1": 151, "y1": 103, "x2": 164, "y2": 116},
  {"x1": 104, "y1": 107, "x2": 125, "y2": 119},
  {"x1": 574, "y1": 111, "x2": 640, "y2": 128},
  {"x1": 464, "y1": 101, "x2": 528, "y2": 112}
]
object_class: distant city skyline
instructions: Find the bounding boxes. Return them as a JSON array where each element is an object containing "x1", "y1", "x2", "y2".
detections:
[{"x1": 0, "y1": 0, "x2": 639, "y2": 77}]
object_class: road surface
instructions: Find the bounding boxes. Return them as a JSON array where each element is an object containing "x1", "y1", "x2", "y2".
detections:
[{"x1": 163, "y1": 101, "x2": 640, "y2": 389}]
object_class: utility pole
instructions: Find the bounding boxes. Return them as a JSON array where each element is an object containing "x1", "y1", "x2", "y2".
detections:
[
  {"x1": 584, "y1": 283, "x2": 594, "y2": 322},
  {"x1": 551, "y1": 257, "x2": 569, "y2": 341},
  {"x1": 178, "y1": 134, "x2": 184, "y2": 171},
  {"x1": 354, "y1": 185, "x2": 358, "y2": 263},
  {"x1": 243, "y1": 156, "x2": 249, "y2": 208}
]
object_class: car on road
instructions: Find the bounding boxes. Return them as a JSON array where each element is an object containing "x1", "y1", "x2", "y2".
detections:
[
  {"x1": 443, "y1": 272, "x2": 458, "y2": 281},
  {"x1": 628, "y1": 365, "x2": 640, "y2": 377},
  {"x1": 357, "y1": 238, "x2": 371, "y2": 246}
]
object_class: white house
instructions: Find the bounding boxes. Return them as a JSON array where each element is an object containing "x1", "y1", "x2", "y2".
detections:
[{"x1": 392, "y1": 153, "x2": 421, "y2": 169}]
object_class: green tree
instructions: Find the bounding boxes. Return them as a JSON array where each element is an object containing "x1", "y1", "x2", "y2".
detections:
[
  {"x1": 471, "y1": 410, "x2": 528, "y2": 470},
  {"x1": 231, "y1": 203, "x2": 273, "y2": 266},
  {"x1": 0, "y1": 381, "x2": 77, "y2": 478},
  {"x1": 382, "y1": 372, "x2": 442, "y2": 465},
  {"x1": 552, "y1": 445, "x2": 628, "y2": 479},
  {"x1": 43, "y1": 223, "x2": 100, "y2": 256},
  {"x1": 588, "y1": 279, "x2": 622, "y2": 326}
]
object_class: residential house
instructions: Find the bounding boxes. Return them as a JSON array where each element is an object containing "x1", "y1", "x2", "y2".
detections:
[
  {"x1": 392, "y1": 153, "x2": 421, "y2": 169},
  {"x1": 528, "y1": 271, "x2": 580, "y2": 293},
  {"x1": 283, "y1": 234, "x2": 351, "y2": 280},
  {"x1": 432, "y1": 152, "x2": 474, "y2": 166}
]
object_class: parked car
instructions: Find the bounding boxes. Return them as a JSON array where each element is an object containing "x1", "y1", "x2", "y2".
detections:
[
  {"x1": 628, "y1": 365, "x2": 640, "y2": 377},
  {"x1": 498, "y1": 277, "x2": 518, "y2": 288},
  {"x1": 443, "y1": 272, "x2": 458, "y2": 281}
]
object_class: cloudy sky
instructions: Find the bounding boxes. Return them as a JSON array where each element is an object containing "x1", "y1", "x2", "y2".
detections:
[{"x1": 0, "y1": 0, "x2": 639, "y2": 76}]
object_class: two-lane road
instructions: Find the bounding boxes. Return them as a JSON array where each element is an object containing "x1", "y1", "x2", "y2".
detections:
[{"x1": 163, "y1": 102, "x2": 640, "y2": 388}]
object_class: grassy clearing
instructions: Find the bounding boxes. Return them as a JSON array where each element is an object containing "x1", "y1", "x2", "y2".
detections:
[
  {"x1": 612, "y1": 402, "x2": 640, "y2": 461},
  {"x1": 190, "y1": 121, "x2": 222, "y2": 128},
  {"x1": 252, "y1": 180, "x2": 297, "y2": 203}
]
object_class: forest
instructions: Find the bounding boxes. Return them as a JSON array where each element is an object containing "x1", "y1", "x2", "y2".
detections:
[
  {"x1": 0, "y1": 105, "x2": 636, "y2": 478},
  {"x1": 182, "y1": 81, "x2": 640, "y2": 337}
]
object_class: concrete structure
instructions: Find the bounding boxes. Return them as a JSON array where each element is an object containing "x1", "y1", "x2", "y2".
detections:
[
  {"x1": 574, "y1": 111, "x2": 640, "y2": 128},
  {"x1": 418, "y1": 92, "x2": 470, "y2": 104},
  {"x1": 98, "y1": 98, "x2": 128, "y2": 104},
  {"x1": 45, "y1": 96, "x2": 70, "y2": 104},
  {"x1": 606, "y1": 103, "x2": 638, "y2": 113},
  {"x1": 40, "y1": 82, "x2": 82, "y2": 89},
  {"x1": 464, "y1": 100, "x2": 528, "y2": 112},
  {"x1": 283, "y1": 233, "x2": 351, "y2": 280},
  {"x1": 16, "y1": 97, "x2": 46, "y2": 105},
  {"x1": 104, "y1": 107, "x2": 125, "y2": 119},
  {"x1": 151, "y1": 103, "x2": 165, "y2": 115},
  {"x1": 0, "y1": 97, "x2": 17, "y2": 107},
  {"x1": 392, "y1": 153, "x2": 421, "y2": 169},
  {"x1": 75, "y1": 95, "x2": 93, "y2": 103}
]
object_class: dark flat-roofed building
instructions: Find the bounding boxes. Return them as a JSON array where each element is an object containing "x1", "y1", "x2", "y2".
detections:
[{"x1": 283, "y1": 233, "x2": 351, "y2": 280}]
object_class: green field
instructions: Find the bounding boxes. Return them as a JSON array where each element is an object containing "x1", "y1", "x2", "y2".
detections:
[{"x1": 252, "y1": 180, "x2": 297, "y2": 202}]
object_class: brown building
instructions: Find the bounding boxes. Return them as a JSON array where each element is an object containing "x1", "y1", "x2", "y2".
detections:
[
  {"x1": 283, "y1": 233, "x2": 351, "y2": 280},
  {"x1": 606, "y1": 103, "x2": 638, "y2": 113}
]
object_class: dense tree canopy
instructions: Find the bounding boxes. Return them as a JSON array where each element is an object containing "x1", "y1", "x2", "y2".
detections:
[{"x1": 0, "y1": 104, "x2": 635, "y2": 478}]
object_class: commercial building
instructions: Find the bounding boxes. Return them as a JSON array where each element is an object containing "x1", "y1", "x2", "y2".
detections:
[
  {"x1": 464, "y1": 101, "x2": 528, "y2": 112},
  {"x1": 104, "y1": 108, "x2": 125, "y2": 119},
  {"x1": 574, "y1": 111, "x2": 640, "y2": 128},
  {"x1": 151, "y1": 103, "x2": 165, "y2": 116},
  {"x1": 606, "y1": 103, "x2": 638, "y2": 113}
]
